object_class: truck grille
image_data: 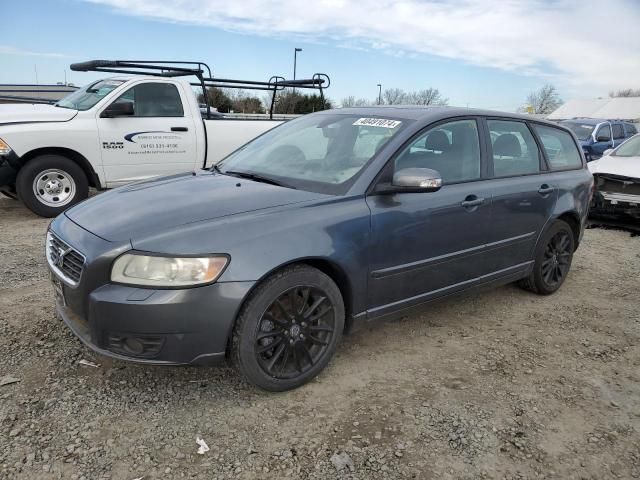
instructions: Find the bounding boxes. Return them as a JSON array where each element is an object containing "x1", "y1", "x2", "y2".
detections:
[{"x1": 47, "y1": 232, "x2": 85, "y2": 285}]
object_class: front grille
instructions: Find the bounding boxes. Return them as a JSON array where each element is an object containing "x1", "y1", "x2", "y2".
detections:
[
  {"x1": 47, "y1": 232, "x2": 85, "y2": 285},
  {"x1": 595, "y1": 174, "x2": 640, "y2": 196}
]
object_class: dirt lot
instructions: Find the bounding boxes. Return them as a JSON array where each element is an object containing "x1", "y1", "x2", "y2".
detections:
[{"x1": 1, "y1": 196, "x2": 639, "y2": 480}]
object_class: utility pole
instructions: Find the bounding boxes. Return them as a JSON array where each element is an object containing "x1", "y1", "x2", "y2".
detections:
[
  {"x1": 34, "y1": 65, "x2": 39, "y2": 85},
  {"x1": 293, "y1": 48, "x2": 302, "y2": 94},
  {"x1": 377, "y1": 84, "x2": 382, "y2": 105}
]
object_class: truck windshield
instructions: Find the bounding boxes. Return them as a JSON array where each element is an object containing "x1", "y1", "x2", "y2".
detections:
[
  {"x1": 613, "y1": 135, "x2": 640, "y2": 157},
  {"x1": 55, "y1": 79, "x2": 126, "y2": 111},
  {"x1": 561, "y1": 121, "x2": 595, "y2": 141},
  {"x1": 217, "y1": 113, "x2": 410, "y2": 195}
]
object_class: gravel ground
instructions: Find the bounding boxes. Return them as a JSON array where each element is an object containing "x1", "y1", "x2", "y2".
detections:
[{"x1": 1, "y1": 196, "x2": 639, "y2": 480}]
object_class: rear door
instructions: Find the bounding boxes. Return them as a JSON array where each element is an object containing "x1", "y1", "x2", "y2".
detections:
[
  {"x1": 482, "y1": 118, "x2": 557, "y2": 271},
  {"x1": 611, "y1": 123, "x2": 626, "y2": 148},
  {"x1": 366, "y1": 118, "x2": 494, "y2": 316},
  {"x1": 97, "y1": 80, "x2": 198, "y2": 186}
]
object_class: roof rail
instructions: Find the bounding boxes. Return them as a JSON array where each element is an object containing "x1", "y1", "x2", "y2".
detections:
[{"x1": 70, "y1": 59, "x2": 330, "y2": 119}]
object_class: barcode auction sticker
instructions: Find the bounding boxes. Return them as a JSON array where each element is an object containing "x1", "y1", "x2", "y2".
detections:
[{"x1": 353, "y1": 118, "x2": 402, "y2": 128}]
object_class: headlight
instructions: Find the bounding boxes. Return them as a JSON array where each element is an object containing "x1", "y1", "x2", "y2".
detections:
[
  {"x1": 0, "y1": 138, "x2": 12, "y2": 156},
  {"x1": 111, "y1": 254, "x2": 228, "y2": 287}
]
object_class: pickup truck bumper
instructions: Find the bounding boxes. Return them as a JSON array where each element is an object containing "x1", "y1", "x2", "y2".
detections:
[{"x1": 0, "y1": 152, "x2": 19, "y2": 188}]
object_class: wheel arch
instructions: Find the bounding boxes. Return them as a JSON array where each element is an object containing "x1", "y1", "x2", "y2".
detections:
[
  {"x1": 555, "y1": 210, "x2": 581, "y2": 251},
  {"x1": 224, "y1": 256, "x2": 356, "y2": 356},
  {"x1": 19, "y1": 147, "x2": 101, "y2": 189}
]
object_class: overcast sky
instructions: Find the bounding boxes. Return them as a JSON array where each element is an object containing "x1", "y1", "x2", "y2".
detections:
[{"x1": 1, "y1": 0, "x2": 639, "y2": 111}]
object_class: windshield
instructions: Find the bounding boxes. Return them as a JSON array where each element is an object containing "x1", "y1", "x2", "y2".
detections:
[
  {"x1": 55, "y1": 79, "x2": 126, "y2": 111},
  {"x1": 613, "y1": 135, "x2": 640, "y2": 157},
  {"x1": 561, "y1": 121, "x2": 595, "y2": 141},
  {"x1": 217, "y1": 113, "x2": 409, "y2": 194}
]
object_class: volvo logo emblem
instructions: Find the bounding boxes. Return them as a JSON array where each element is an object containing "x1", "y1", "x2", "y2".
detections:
[{"x1": 55, "y1": 247, "x2": 72, "y2": 269}]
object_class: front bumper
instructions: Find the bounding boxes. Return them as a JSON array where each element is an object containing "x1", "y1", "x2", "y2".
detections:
[
  {"x1": 590, "y1": 191, "x2": 640, "y2": 220},
  {"x1": 54, "y1": 281, "x2": 254, "y2": 365},
  {"x1": 0, "y1": 153, "x2": 19, "y2": 188},
  {"x1": 49, "y1": 214, "x2": 254, "y2": 366}
]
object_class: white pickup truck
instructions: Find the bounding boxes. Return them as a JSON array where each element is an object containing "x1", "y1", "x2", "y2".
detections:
[{"x1": 0, "y1": 60, "x2": 329, "y2": 217}]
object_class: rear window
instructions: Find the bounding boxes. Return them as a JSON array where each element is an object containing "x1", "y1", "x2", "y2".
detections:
[
  {"x1": 532, "y1": 124, "x2": 583, "y2": 170},
  {"x1": 625, "y1": 123, "x2": 638, "y2": 136}
]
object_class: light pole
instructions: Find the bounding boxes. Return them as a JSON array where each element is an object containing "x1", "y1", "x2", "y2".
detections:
[
  {"x1": 293, "y1": 48, "x2": 302, "y2": 94},
  {"x1": 377, "y1": 84, "x2": 382, "y2": 105}
]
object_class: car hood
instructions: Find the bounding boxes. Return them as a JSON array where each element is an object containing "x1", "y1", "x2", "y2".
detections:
[
  {"x1": 588, "y1": 155, "x2": 640, "y2": 179},
  {"x1": 0, "y1": 103, "x2": 78, "y2": 125},
  {"x1": 65, "y1": 171, "x2": 327, "y2": 242}
]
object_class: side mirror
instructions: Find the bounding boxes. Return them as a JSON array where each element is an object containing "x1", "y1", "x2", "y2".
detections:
[
  {"x1": 375, "y1": 167, "x2": 443, "y2": 194},
  {"x1": 602, "y1": 148, "x2": 614, "y2": 157},
  {"x1": 596, "y1": 135, "x2": 610, "y2": 143},
  {"x1": 101, "y1": 101, "x2": 134, "y2": 118}
]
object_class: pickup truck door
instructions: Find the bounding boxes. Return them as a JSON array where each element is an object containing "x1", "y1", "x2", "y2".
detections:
[{"x1": 96, "y1": 81, "x2": 198, "y2": 186}]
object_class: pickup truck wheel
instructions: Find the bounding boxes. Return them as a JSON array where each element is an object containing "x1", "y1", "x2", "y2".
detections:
[
  {"x1": 232, "y1": 265, "x2": 344, "y2": 392},
  {"x1": 519, "y1": 220, "x2": 575, "y2": 295},
  {"x1": 16, "y1": 155, "x2": 89, "y2": 217}
]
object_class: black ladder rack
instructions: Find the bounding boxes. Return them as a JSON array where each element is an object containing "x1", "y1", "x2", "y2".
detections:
[{"x1": 70, "y1": 60, "x2": 330, "y2": 119}]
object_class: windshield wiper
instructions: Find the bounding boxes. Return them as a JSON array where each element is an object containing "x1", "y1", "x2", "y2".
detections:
[{"x1": 223, "y1": 170, "x2": 295, "y2": 189}]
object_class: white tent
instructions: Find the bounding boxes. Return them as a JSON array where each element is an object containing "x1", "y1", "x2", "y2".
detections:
[{"x1": 548, "y1": 97, "x2": 640, "y2": 122}]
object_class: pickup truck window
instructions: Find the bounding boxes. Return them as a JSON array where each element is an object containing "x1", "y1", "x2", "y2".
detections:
[
  {"x1": 561, "y1": 121, "x2": 594, "y2": 141},
  {"x1": 532, "y1": 124, "x2": 582, "y2": 170},
  {"x1": 596, "y1": 124, "x2": 611, "y2": 141},
  {"x1": 56, "y1": 79, "x2": 125, "y2": 111},
  {"x1": 625, "y1": 123, "x2": 638, "y2": 136},
  {"x1": 110, "y1": 83, "x2": 184, "y2": 117},
  {"x1": 612, "y1": 123, "x2": 625, "y2": 140}
]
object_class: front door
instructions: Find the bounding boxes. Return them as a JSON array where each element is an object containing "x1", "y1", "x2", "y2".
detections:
[
  {"x1": 592, "y1": 123, "x2": 613, "y2": 158},
  {"x1": 366, "y1": 118, "x2": 493, "y2": 318},
  {"x1": 97, "y1": 81, "x2": 198, "y2": 186}
]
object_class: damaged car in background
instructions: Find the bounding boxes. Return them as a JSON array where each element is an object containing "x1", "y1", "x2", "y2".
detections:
[{"x1": 588, "y1": 134, "x2": 640, "y2": 222}]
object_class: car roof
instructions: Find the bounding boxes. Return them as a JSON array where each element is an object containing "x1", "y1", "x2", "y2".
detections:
[{"x1": 326, "y1": 105, "x2": 562, "y2": 127}]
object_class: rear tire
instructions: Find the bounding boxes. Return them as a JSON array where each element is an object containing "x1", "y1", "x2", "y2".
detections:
[
  {"x1": 519, "y1": 220, "x2": 575, "y2": 295},
  {"x1": 232, "y1": 265, "x2": 344, "y2": 392},
  {"x1": 16, "y1": 155, "x2": 89, "y2": 217}
]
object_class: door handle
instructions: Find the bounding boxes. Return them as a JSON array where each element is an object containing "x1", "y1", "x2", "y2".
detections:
[
  {"x1": 461, "y1": 196, "x2": 485, "y2": 208},
  {"x1": 538, "y1": 184, "x2": 554, "y2": 195},
  {"x1": 171, "y1": 127, "x2": 188, "y2": 132}
]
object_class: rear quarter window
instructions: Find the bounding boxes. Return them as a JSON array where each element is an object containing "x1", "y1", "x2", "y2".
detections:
[{"x1": 532, "y1": 124, "x2": 583, "y2": 170}]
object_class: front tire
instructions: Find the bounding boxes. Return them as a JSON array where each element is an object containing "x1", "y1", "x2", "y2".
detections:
[
  {"x1": 16, "y1": 155, "x2": 89, "y2": 217},
  {"x1": 519, "y1": 220, "x2": 575, "y2": 295},
  {"x1": 232, "y1": 265, "x2": 344, "y2": 392}
]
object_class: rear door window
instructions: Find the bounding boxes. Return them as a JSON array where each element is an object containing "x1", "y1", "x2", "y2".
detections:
[
  {"x1": 624, "y1": 123, "x2": 638, "y2": 136},
  {"x1": 532, "y1": 124, "x2": 582, "y2": 170},
  {"x1": 487, "y1": 120, "x2": 541, "y2": 177},
  {"x1": 612, "y1": 123, "x2": 625, "y2": 140}
]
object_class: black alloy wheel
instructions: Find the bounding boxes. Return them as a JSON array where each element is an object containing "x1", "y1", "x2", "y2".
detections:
[
  {"x1": 232, "y1": 265, "x2": 344, "y2": 391},
  {"x1": 255, "y1": 286, "x2": 336, "y2": 379},
  {"x1": 519, "y1": 220, "x2": 575, "y2": 295},
  {"x1": 540, "y1": 230, "x2": 572, "y2": 289}
]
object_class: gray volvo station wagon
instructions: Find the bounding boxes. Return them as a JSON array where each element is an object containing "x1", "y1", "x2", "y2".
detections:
[{"x1": 47, "y1": 107, "x2": 593, "y2": 391}]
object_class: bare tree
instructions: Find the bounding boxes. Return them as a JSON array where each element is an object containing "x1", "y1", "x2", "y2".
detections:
[
  {"x1": 341, "y1": 96, "x2": 371, "y2": 108},
  {"x1": 383, "y1": 88, "x2": 406, "y2": 105},
  {"x1": 405, "y1": 88, "x2": 448, "y2": 106},
  {"x1": 521, "y1": 84, "x2": 562, "y2": 114},
  {"x1": 609, "y1": 88, "x2": 640, "y2": 97}
]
